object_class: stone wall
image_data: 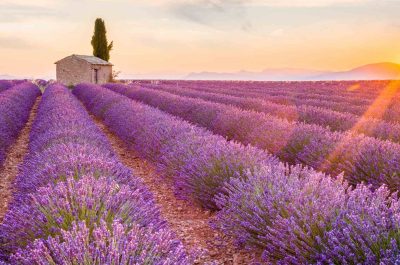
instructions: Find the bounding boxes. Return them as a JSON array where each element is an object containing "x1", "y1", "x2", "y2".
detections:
[
  {"x1": 56, "y1": 57, "x2": 92, "y2": 86},
  {"x1": 56, "y1": 57, "x2": 112, "y2": 85},
  {"x1": 92, "y1": 65, "x2": 112, "y2": 84}
]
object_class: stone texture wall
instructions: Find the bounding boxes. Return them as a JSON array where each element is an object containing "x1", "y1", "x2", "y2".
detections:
[
  {"x1": 56, "y1": 57, "x2": 112, "y2": 85},
  {"x1": 92, "y1": 65, "x2": 112, "y2": 84}
]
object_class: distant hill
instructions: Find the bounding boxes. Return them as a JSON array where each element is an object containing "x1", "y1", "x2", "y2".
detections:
[
  {"x1": 185, "y1": 62, "x2": 400, "y2": 81},
  {"x1": 186, "y1": 68, "x2": 327, "y2": 81},
  {"x1": 0, "y1": 74, "x2": 19, "y2": 80},
  {"x1": 0, "y1": 74, "x2": 41, "y2": 80},
  {"x1": 2, "y1": 62, "x2": 399, "y2": 82},
  {"x1": 314, "y1": 62, "x2": 400, "y2": 81}
]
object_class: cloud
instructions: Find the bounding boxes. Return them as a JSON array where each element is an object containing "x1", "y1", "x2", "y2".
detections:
[
  {"x1": 249, "y1": 0, "x2": 374, "y2": 7},
  {"x1": 160, "y1": 0, "x2": 380, "y2": 30},
  {"x1": 270, "y1": 28, "x2": 285, "y2": 36},
  {"x1": 166, "y1": 0, "x2": 253, "y2": 30},
  {"x1": 0, "y1": 3, "x2": 60, "y2": 22},
  {"x1": 152, "y1": 0, "x2": 377, "y2": 8},
  {"x1": 0, "y1": 36, "x2": 33, "y2": 49}
]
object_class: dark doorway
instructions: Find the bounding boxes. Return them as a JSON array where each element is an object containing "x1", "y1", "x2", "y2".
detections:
[{"x1": 94, "y1": 69, "x2": 98, "y2": 84}]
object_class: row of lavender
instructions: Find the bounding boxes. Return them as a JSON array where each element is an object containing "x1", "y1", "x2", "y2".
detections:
[
  {"x1": 0, "y1": 82, "x2": 40, "y2": 166},
  {"x1": 0, "y1": 79, "x2": 53, "y2": 94},
  {"x1": 106, "y1": 84, "x2": 400, "y2": 193},
  {"x1": 133, "y1": 80, "x2": 391, "y2": 100},
  {"x1": 0, "y1": 80, "x2": 28, "y2": 93},
  {"x1": 158, "y1": 80, "x2": 396, "y2": 105},
  {"x1": 166, "y1": 81, "x2": 400, "y2": 123},
  {"x1": 0, "y1": 81, "x2": 13, "y2": 92},
  {"x1": 74, "y1": 83, "x2": 276, "y2": 209},
  {"x1": 145, "y1": 84, "x2": 400, "y2": 143},
  {"x1": 155, "y1": 79, "x2": 392, "y2": 99},
  {"x1": 0, "y1": 84, "x2": 189, "y2": 264},
  {"x1": 168, "y1": 81, "x2": 373, "y2": 107},
  {"x1": 187, "y1": 82, "x2": 379, "y2": 106},
  {"x1": 75, "y1": 83, "x2": 400, "y2": 264},
  {"x1": 230, "y1": 80, "x2": 400, "y2": 104}
]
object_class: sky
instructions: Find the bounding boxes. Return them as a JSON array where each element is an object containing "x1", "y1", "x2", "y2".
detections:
[{"x1": 0, "y1": 0, "x2": 399, "y2": 79}]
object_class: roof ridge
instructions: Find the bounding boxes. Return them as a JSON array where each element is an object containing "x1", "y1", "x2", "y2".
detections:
[{"x1": 55, "y1": 54, "x2": 113, "y2": 66}]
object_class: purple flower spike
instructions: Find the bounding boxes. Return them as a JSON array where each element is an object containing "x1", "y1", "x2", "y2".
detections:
[{"x1": 11, "y1": 220, "x2": 191, "y2": 265}]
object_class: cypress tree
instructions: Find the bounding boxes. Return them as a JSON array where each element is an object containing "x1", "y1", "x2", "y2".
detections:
[{"x1": 91, "y1": 18, "x2": 113, "y2": 61}]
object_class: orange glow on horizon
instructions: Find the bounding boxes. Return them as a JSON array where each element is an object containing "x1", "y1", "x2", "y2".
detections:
[
  {"x1": 319, "y1": 80, "x2": 400, "y2": 180},
  {"x1": 361, "y1": 80, "x2": 400, "y2": 120},
  {"x1": 347, "y1": 84, "x2": 361, "y2": 92}
]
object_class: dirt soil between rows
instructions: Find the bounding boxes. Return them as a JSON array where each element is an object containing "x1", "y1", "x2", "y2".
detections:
[
  {"x1": 92, "y1": 116, "x2": 262, "y2": 264},
  {"x1": 0, "y1": 97, "x2": 41, "y2": 222}
]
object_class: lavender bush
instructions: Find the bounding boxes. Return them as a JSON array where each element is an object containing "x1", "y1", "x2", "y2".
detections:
[
  {"x1": 106, "y1": 84, "x2": 400, "y2": 192},
  {"x1": 74, "y1": 83, "x2": 400, "y2": 263},
  {"x1": 11, "y1": 220, "x2": 190, "y2": 265},
  {"x1": 74, "y1": 83, "x2": 277, "y2": 209},
  {"x1": 315, "y1": 185, "x2": 400, "y2": 264},
  {"x1": 0, "y1": 82, "x2": 40, "y2": 166},
  {"x1": 215, "y1": 165, "x2": 400, "y2": 264},
  {"x1": 10, "y1": 84, "x2": 145, "y2": 199},
  {"x1": 154, "y1": 80, "x2": 400, "y2": 123},
  {"x1": 145, "y1": 84, "x2": 400, "y2": 143},
  {"x1": 154, "y1": 80, "x2": 380, "y2": 105},
  {"x1": 214, "y1": 165, "x2": 346, "y2": 263},
  {"x1": 0, "y1": 80, "x2": 13, "y2": 92},
  {"x1": 2, "y1": 175, "x2": 164, "y2": 253},
  {"x1": 0, "y1": 84, "x2": 188, "y2": 263}
]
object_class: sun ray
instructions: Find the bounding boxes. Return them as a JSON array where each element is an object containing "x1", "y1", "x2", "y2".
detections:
[
  {"x1": 347, "y1": 83, "x2": 361, "y2": 92},
  {"x1": 319, "y1": 80, "x2": 400, "y2": 177}
]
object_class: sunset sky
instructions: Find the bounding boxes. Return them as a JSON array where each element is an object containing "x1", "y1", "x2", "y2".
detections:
[{"x1": 0, "y1": 0, "x2": 399, "y2": 79}]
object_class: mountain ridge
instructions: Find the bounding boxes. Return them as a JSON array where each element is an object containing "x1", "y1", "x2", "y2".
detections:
[{"x1": 185, "y1": 62, "x2": 400, "y2": 81}]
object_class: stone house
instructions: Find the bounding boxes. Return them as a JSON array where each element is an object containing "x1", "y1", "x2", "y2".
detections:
[{"x1": 55, "y1": 54, "x2": 113, "y2": 85}]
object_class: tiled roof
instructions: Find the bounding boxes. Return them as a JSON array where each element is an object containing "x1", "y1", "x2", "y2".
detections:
[{"x1": 55, "y1": 54, "x2": 113, "y2": 65}]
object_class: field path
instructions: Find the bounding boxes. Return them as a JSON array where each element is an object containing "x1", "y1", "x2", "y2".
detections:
[
  {"x1": 92, "y1": 117, "x2": 260, "y2": 265},
  {"x1": 0, "y1": 97, "x2": 41, "y2": 222}
]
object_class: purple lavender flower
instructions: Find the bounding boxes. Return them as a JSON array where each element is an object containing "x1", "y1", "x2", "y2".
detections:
[
  {"x1": 1, "y1": 175, "x2": 164, "y2": 255},
  {"x1": 0, "y1": 80, "x2": 13, "y2": 92},
  {"x1": 0, "y1": 82, "x2": 40, "y2": 166},
  {"x1": 214, "y1": 164, "x2": 348, "y2": 264},
  {"x1": 104, "y1": 83, "x2": 400, "y2": 193},
  {"x1": 11, "y1": 220, "x2": 191, "y2": 265},
  {"x1": 0, "y1": 84, "x2": 185, "y2": 261},
  {"x1": 215, "y1": 164, "x2": 400, "y2": 264},
  {"x1": 314, "y1": 184, "x2": 400, "y2": 264},
  {"x1": 75, "y1": 82, "x2": 400, "y2": 263},
  {"x1": 74, "y1": 83, "x2": 277, "y2": 209},
  {"x1": 144, "y1": 80, "x2": 399, "y2": 123},
  {"x1": 140, "y1": 83, "x2": 400, "y2": 143}
]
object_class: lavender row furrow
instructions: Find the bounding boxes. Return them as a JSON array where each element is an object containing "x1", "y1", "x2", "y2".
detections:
[
  {"x1": 76, "y1": 83, "x2": 400, "y2": 264},
  {"x1": 165, "y1": 81, "x2": 400, "y2": 123},
  {"x1": 0, "y1": 80, "x2": 30, "y2": 93},
  {"x1": 155, "y1": 81, "x2": 374, "y2": 106},
  {"x1": 154, "y1": 80, "x2": 396, "y2": 104},
  {"x1": 148, "y1": 82, "x2": 369, "y2": 115},
  {"x1": 226, "y1": 80, "x2": 400, "y2": 103},
  {"x1": 228, "y1": 87, "x2": 373, "y2": 106},
  {"x1": 0, "y1": 84, "x2": 189, "y2": 264},
  {"x1": 0, "y1": 82, "x2": 40, "y2": 166},
  {"x1": 107, "y1": 84, "x2": 400, "y2": 192},
  {"x1": 74, "y1": 83, "x2": 277, "y2": 210},
  {"x1": 145, "y1": 84, "x2": 400, "y2": 143},
  {"x1": 0, "y1": 81, "x2": 13, "y2": 93}
]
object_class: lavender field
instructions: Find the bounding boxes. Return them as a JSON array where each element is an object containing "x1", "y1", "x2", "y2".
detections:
[{"x1": 1, "y1": 80, "x2": 400, "y2": 264}]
